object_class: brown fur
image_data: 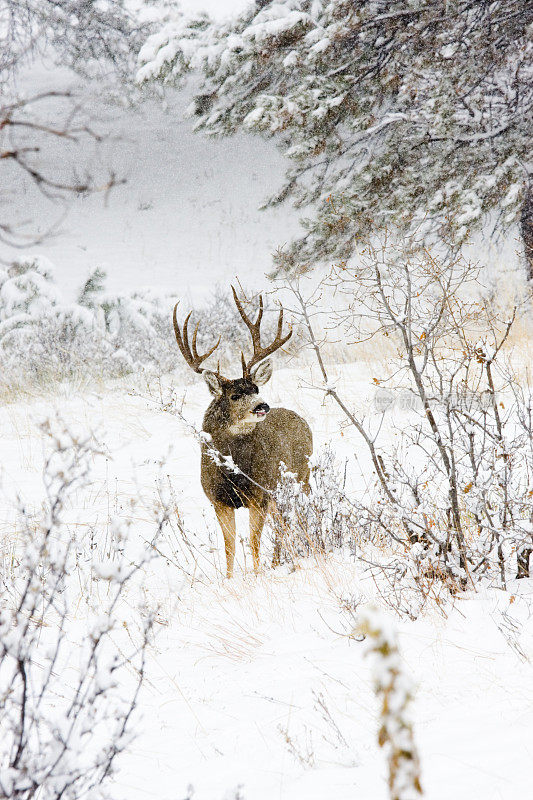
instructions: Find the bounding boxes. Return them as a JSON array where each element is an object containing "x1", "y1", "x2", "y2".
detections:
[
  {"x1": 172, "y1": 289, "x2": 313, "y2": 577},
  {"x1": 201, "y1": 378, "x2": 312, "y2": 577}
]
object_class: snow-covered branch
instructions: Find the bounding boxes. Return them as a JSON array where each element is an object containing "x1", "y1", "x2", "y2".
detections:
[
  {"x1": 356, "y1": 605, "x2": 423, "y2": 800},
  {"x1": 0, "y1": 417, "x2": 167, "y2": 799}
]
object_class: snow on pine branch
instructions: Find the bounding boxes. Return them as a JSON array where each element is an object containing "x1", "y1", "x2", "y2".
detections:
[
  {"x1": 138, "y1": 0, "x2": 532, "y2": 267},
  {"x1": 136, "y1": 11, "x2": 212, "y2": 85}
]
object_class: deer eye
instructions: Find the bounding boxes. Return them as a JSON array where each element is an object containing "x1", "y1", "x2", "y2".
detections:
[{"x1": 231, "y1": 394, "x2": 240, "y2": 401}]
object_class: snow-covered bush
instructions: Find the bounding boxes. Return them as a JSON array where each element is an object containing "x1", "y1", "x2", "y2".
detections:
[
  {"x1": 102, "y1": 286, "x2": 180, "y2": 377},
  {"x1": 0, "y1": 418, "x2": 167, "y2": 800},
  {"x1": 0, "y1": 259, "x2": 117, "y2": 389},
  {"x1": 269, "y1": 445, "x2": 358, "y2": 567},
  {"x1": 356, "y1": 606, "x2": 423, "y2": 800},
  {"x1": 0, "y1": 258, "x2": 265, "y2": 394},
  {"x1": 286, "y1": 238, "x2": 533, "y2": 591}
]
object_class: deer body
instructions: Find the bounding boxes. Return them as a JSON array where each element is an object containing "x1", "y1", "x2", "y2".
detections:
[
  {"x1": 202, "y1": 402, "x2": 312, "y2": 577},
  {"x1": 173, "y1": 288, "x2": 313, "y2": 577},
  {"x1": 202, "y1": 407, "x2": 312, "y2": 511}
]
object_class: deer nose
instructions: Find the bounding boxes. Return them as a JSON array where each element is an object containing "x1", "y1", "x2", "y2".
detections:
[{"x1": 253, "y1": 402, "x2": 270, "y2": 416}]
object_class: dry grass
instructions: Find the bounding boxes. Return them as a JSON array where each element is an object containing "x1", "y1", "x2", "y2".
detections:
[{"x1": 0, "y1": 367, "x2": 116, "y2": 406}]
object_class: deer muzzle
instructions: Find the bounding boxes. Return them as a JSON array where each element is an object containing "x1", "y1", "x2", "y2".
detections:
[{"x1": 252, "y1": 402, "x2": 270, "y2": 419}]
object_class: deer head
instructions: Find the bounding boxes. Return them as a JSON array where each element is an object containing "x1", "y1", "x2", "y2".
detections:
[{"x1": 173, "y1": 287, "x2": 292, "y2": 437}]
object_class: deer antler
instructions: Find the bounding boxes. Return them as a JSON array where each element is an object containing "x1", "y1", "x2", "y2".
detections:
[
  {"x1": 173, "y1": 303, "x2": 221, "y2": 374},
  {"x1": 231, "y1": 286, "x2": 292, "y2": 379}
]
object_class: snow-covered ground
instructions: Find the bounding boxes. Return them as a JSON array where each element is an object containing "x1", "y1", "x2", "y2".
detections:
[
  {"x1": 1, "y1": 364, "x2": 532, "y2": 800},
  {"x1": 2, "y1": 12, "x2": 532, "y2": 797}
]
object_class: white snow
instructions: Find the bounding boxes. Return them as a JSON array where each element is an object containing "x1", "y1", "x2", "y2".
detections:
[
  {"x1": 0, "y1": 363, "x2": 532, "y2": 799},
  {"x1": 1, "y1": 59, "x2": 301, "y2": 305},
  {"x1": 1, "y1": 22, "x2": 532, "y2": 799}
]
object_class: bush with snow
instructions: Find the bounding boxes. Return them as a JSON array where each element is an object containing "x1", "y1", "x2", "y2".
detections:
[
  {"x1": 0, "y1": 259, "x2": 116, "y2": 387},
  {"x1": 269, "y1": 445, "x2": 358, "y2": 566},
  {"x1": 0, "y1": 257, "x2": 263, "y2": 393},
  {"x1": 285, "y1": 236, "x2": 533, "y2": 596},
  {"x1": 0, "y1": 418, "x2": 168, "y2": 800}
]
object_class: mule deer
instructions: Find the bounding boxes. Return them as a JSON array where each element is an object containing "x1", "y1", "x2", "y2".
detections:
[{"x1": 173, "y1": 287, "x2": 313, "y2": 577}]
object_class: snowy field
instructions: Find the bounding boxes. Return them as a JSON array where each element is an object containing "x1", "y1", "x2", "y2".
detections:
[
  {"x1": 2, "y1": 3, "x2": 533, "y2": 798},
  {"x1": 1, "y1": 86, "x2": 299, "y2": 303},
  {"x1": 1, "y1": 362, "x2": 532, "y2": 800}
]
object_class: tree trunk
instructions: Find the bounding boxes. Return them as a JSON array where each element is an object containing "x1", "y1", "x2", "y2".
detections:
[
  {"x1": 517, "y1": 547, "x2": 531, "y2": 579},
  {"x1": 517, "y1": 186, "x2": 533, "y2": 575},
  {"x1": 520, "y1": 180, "x2": 533, "y2": 281}
]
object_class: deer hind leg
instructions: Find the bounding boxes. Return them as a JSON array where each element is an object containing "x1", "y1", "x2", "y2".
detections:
[
  {"x1": 249, "y1": 500, "x2": 270, "y2": 573},
  {"x1": 213, "y1": 501, "x2": 236, "y2": 578}
]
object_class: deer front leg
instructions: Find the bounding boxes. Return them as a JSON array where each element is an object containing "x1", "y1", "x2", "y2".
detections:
[
  {"x1": 249, "y1": 501, "x2": 270, "y2": 573},
  {"x1": 213, "y1": 501, "x2": 236, "y2": 578}
]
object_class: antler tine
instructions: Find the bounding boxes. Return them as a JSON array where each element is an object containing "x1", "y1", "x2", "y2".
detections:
[
  {"x1": 173, "y1": 304, "x2": 191, "y2": 362},
  {"x1": 247, "y1": 305, "x2": 292, "y2": 366},
  {"x1": 182, "y1": 311, "x2": 193, "y2": 361},
  {"x1": 191, "y1": 321, "x2": 221, "y2": 364},
  {"x1": 231, "y1": 285, "x2": 259, "y2": 336},
  {"x1": 200, "y1": 336, "x2": 221, "y2": 362},
  {"x1": 255, "y1": 294, "x2": 264, "y2": 327},
  {"x1": 172, "y1": 302, "x2": 221, "y2": 374},
  {"x1": 191, "y1": 321, "x2": 201, "y2": 360},
  {"x1": 231, "y1": 287, "x2": 292, "y2": 377}
]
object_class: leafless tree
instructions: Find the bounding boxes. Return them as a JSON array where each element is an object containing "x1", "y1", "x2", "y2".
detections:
[
  {"x1": 0, "y1": 1, "x2": 147, "y2": 248},
  {"x1": 0, "y1": 90, "x2": 125, "y2": 247},
  {"x1": 280, "y1": 232, "x2": 533, "y2": 594}
]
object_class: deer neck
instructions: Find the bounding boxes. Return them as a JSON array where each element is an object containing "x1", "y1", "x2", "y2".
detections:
[
  {"x1": 203, "y1": 411, "x2": 260, "y2": 458},
  {"x1": 205, "y1": 426, "x2": 256, "y2": 453}
]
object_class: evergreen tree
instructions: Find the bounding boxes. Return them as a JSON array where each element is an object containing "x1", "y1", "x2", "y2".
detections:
[
  {"x1": 77, "y1": 267, "x2": 107, "y2": 308},
  {"x1": 138, "y1": 1, "x2": 533, "y2": 275}
]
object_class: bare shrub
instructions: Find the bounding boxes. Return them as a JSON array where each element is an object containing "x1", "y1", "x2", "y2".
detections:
[
  {"x1": 0, "y1": 417, "x2": 168, "y2": 799},
  {"x1": 280, "y1": 233, "x2": 533, "y2": 595},
  {"x1": 268, "y1": 446, "x2": 358, "y2": 568}
]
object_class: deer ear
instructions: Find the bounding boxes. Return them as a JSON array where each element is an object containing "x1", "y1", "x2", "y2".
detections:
[
  {"x1": 203, "y1": 370, "x2": 223, "y2": 397},
  {"x1": 251, "y1": 359, "x2": 273, "y2": 386}
]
